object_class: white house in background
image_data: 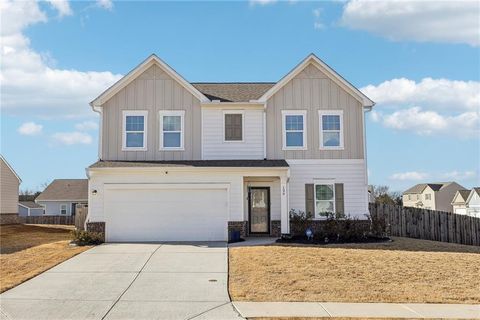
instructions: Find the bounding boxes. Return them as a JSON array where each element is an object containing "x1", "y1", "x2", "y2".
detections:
[
  {"x1": 0, "y1": 155, "x2": 21, "y2": 224},
  {"x1": 18, "y1": 201, "x2": 44, "y2": 216},
  {"x1": 451, "y1": 189, "x2": 471, "y2": 215},
  {"x1": 465, "y1": 188, "x2": 480, "y2": 217},
  {"x1": 35, "y1": 179, "x2": 88, "y2": 216},
  {"x1": 86, "y1": 53, "x2": 375, "y2": 242},
  {"x1": 403, "y1": 182, "x2": 465, "y2": 212}
]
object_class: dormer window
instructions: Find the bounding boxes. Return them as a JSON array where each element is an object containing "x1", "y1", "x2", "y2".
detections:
[{"x1": 122, "y1": 111, "x2": 147, "y2": 151}]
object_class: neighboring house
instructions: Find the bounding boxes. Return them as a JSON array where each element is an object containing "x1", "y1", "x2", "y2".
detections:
[
  {"x1": 451, "y1": 189, "x2": 471, "y2": 215},
  {"x1": 0, "y1": 155, "x2": 21, "y2": 225},
  {"x1": 86, "y1": 53, "x2": 375, "y2": 242},
  {"x1": 18, "y1": 201, "x2": 44, "y2": 216},
  {"x1": 403, "y1": 182, "x2": 465, "y2": 212},
  {"x1": 35, "y1": 179, "x2": 88, "y2": 216},
  {"x1": 465, "y1": 188, "x2": 480, "y2": 218}
]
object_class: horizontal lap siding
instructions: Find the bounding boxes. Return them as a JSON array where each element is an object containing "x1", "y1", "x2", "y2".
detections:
[
  {"x1": 288, "y1": 160, "x2": 368, "y2": 217},
  {"x1": 202, "y1": 108, "x2": 264, "y2": 159},
  {"x1": 266, "y1": 64, "x2": 364, "y2": 160},
  {"x1": 0, "y1": 159, "x2": 19, "y2": 214},
  {"x1": 102, "y1": 65, "x2": 201, "y2": 161}
]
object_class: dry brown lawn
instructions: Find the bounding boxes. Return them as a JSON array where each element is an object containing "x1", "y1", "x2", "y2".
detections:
[
  {"x1": 229, "y1": 237, "x2": 480, "y2": 304},
  {"x1": 0, "y1": 224, "x2": 90, "y2": 293}
]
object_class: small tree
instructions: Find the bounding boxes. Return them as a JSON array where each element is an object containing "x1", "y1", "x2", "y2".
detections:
[{"x1": 372, "y1": 185, "x2": 402, "y2": 206}]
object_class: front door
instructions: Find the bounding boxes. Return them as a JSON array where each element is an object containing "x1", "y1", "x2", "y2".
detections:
[{"x1": 248, "y1": 187, "x2": 270, "y2": 234}]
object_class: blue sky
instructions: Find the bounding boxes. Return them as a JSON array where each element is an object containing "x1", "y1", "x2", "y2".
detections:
[{"x1": 1, "y1": 0, "x2": 479, "y2": 192}]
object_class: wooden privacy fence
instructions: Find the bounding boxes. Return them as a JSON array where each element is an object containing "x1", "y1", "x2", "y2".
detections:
[
  {"x1": 75, "y1": 205, "x2": 88, "y2": 230},
  {"x1": 369, "y1": 203, "x2": 480, "y2": 246},
  {"x1": 21, "y1": 215, "x2": 75, "y2": 225}
]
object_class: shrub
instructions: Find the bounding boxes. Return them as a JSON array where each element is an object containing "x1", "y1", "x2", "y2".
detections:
[
  {"x1": 71, "y1": 229, "x2": 103, "y2": 246},
  {"x1": 289, "y1": 209, "x2": 313, "y2": 236},
  {"x1": 316, "y1": 211, "x2": 370, "y2": 242}
]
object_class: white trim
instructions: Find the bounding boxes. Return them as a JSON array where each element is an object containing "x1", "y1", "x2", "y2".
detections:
[
  {"x1": 222, "y1": 110, "x2": 245, "y2": 143},
  {"x1": 466, "y1": 189, "x2": 480, "y2": 204},
  {"x1": 313, "y1": 179, "x2": 335, "y2": 219},
  {"x1": 255, "y1": 54, "x2": 375, "y2": 107},
  {"x1": 122, "y1": 110, "x2": 148, "y2": 151},
  {"x1": 263, "y1": 110, "x2": 267, "y2": 159},
  {"x1": 60, "y1": 204, "x2": 67, "y2": 215},
  {"x1": 35, "y1": 199, "x2": 88, "y2": 202},
  {"x1": 98, "y1": 109, "x2": 103, "y2": 160},
  {"x1": 0, "y1": 155, "x2": 21, "y2": 183},
  {"x1": 318, "y1": 110, "x2": 344, "y2": 150},
  {"x1": 286, "y1": 159, "x2": 365, "y2": 165},
  {"x1": 104, "y1": 183, "x2": 230, "y2": 191},
  {"x1": 90, "y1": 54, "x2": 209, "y2": 108},
  {"x1": 159, "y1": 110, "x2": 185, "y2": 150},
  {"x1": 282, "y1": 110, "x2": 307, "y2": 150}
]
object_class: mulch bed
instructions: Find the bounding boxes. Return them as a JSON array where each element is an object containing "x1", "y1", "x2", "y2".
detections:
[{"x1": 276, "y1": 235, "x2": 391, "y2": 245}]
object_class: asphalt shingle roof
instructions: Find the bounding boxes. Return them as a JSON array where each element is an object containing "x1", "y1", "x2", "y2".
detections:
[
  {"x1": 19, "y1": 201, "x2": 43, "y2": 209},
  {"x1": 191, "y1": 83, "x2": 275, "y2": 102},
  {"x1": 89, "y1": 160, "x2": 289, "y2": 168},
  {"x1": 36, "y1": 179, "x2": 88, "y2": 201},
  {"x1": 404, "y1": 182, "x2": 452, "y2": 194}
]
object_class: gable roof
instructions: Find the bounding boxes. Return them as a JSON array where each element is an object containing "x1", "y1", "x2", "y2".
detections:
[
  {"x1": 192, "y1": 83, "x2": 274, "y2": 102},
  {"x1": 452, "y1": 189, "x2": 471, "y2": 204},
  {"x1": 404, "y1": 182, "x2": 453, "y2": 194},
  {"x1": 255, "y1": 53, "x2": 375, "y2": 107},
  {"x1": 36, "y1": 179, "x2": 88, "y2": 201},
  {"x1": 90, "y1": 54, "x2": 210, "y2": 108},
  {"x1": 466, "y1": 187, "x2": 480, "y2": 204},
  {"x1": 0, "y1": 155, "x2": 21, "y2": 183},
  {"x1": 19, "y1": 201, "x2": 43, "y2": 209}
]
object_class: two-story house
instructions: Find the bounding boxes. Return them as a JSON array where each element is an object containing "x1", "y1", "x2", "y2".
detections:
[
  {"x1": 402, "y1": 182, "x2": 465, "y2": 212},
  {"x1": 85, "y1": 54, "x2": 374, "y2": 242},
  {"x1": 452, "y1": 188, "x2": 480, "y2": 217}
]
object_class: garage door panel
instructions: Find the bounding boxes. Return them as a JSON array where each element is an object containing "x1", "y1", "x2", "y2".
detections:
[{"x1": 104, "y1": 186, "x2": 228, "y2": 242}]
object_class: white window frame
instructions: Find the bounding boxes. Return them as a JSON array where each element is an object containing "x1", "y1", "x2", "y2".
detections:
[
  {"x1": 282, "y1": 110, "x2": 307, "y2": 150},
  {"x1": 318, "y1": 110, "x2": 344, "y2": 150},
  {"x1": 60, "y1": 204, "x2": 67, "y2": 215},
  {"x1": 159, "y1": 110, "x2": 185, "y2": 150},
  {"x1": 223, "y1": 110, "x2": 245, "y2": 143},
  {"x1": 122, "y1": 110, "x2": 148, "y2": 151},
  {"x1": 425, "y1": 194, "x2": 431, "y2": 200},
  {"x1": 314, "y1": 179, "x2": 335, "y2": 219}
]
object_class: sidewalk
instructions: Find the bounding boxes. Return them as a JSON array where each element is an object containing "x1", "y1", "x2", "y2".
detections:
[{"x1": 232, "y1": 302, "x2": 480, "y2": 319}]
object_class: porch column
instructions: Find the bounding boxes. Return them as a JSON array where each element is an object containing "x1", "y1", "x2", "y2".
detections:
[{"x1": 280, "y1": 176, "x2": 289, "y2": 234}]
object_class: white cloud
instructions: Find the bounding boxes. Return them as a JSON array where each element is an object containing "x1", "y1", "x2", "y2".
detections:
[
  {"x1": 96, "y1": 0, "x2": 113, "y2": 10},
  {"x1": 313, "y1": 8, "x2": 325, "y2": 30},
  {"x1": 390, "y1": 171, "x2": 429, "y2": 181},
  {"x1": 364, "y1": 78, "x2": 480, "y2": 138},
  {"x1": 75, "y1": 120, "x2": 98, "y2": 131},
  {"x1": 441, "y1": 170, "x2": 477, "y2": 181},
  {"x1": 340, "y1": 0, "x2": 480, "y2": 46},
  {"x1": 45, "y1": 0, "x2": 73, "y2": 17},
  {"x1": 362, "y1": 78, "x2": 480, "y2": 112},
  {"x1": 249, "y1": 0, "x2": 277, "y2": 6},
  {"x1": 52, "y1": 131, "x2": 92, "y2": 145},
  {"x1": 0, "y1": 0, "x2": 122, "y2": 119},
  {"x1": 17, "y1": 122, "x2": 43, "y2": 136},
  {"x1": 373, "y1": 107, "x2": 479, "y2": 137}
]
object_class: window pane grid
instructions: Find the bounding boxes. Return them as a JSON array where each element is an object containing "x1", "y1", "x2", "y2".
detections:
[
  {"x1": 285, "y1": 114, "x2": 304, "y2": 147},
  {"x1": 124, "y1": 114, "x2": 145, "y2": 148},
  {"x1": 315, "y1": 184, "x2": 335, "y2": 217},
  {"x1": 161, "y1": 114, "x2": 182, "y2": 148},
  {"x1": 321, "y1": 114, "x2": 341, "y2": 147}
]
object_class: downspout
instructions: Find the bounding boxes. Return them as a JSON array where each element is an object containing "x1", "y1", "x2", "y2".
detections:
[{"x1": 363, "y1": 104, "x2": 374, "y2": 214}]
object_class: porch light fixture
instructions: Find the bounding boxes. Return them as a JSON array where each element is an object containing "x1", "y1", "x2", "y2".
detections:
[{"x1": 92, "y1": 189, "x2": 98, "y2": 196}]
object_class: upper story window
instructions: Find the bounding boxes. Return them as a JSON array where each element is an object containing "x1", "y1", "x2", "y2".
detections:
[
  {"x1": 282, "y1": 110, "x2": 307, "y2": 150},
  {"x1": 224, "y1": 111, "x2": 244, "y2": 142},
  {"x1": 319, "y1": 110, "x2": 344, "y2": 149},
  {"x1": 122, "y1": 110, "x2": 148, "y2": 151},
  {"x1": 425, "y1": 194, "x2": 431, "y2": 200},
  {"x1": 159, "y1": 110, "x2": 184, "y2": 150}
]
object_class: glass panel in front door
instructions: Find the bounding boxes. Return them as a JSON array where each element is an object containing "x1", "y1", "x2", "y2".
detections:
[{"x1": 250, "y1": 188, "x2": 269, "y2": 233}]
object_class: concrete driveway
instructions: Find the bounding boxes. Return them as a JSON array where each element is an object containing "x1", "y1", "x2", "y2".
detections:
[{"x1": 0, "y1": 243, "x2": 243, "y2": 320}]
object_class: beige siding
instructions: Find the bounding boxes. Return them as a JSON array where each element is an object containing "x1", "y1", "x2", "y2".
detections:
[
  {"x1": 101, "y1": 65, "x2": 201, "y2": 160},
  {"x1": 1, "y1": 159, "x2": 19, "y2": 214},
  {"x1": 266, "y1": 64, "x2": 364, "y2": 159}
]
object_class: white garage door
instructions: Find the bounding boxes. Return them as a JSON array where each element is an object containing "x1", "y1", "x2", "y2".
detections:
[{"x1": 104, "y1": 184, "x2": 228, "y2": 242}]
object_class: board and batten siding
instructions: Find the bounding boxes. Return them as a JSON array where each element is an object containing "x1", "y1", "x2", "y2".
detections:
[
  {"x1": 266, "y1": 64, "x2": 365, "y2": 159},
  {"x1": 202, "y1": 106, "x2": 264, "y2": 160},
  {"x1": 101, "y1": 65, "x2": 201, "y2": 161},
  {"x1": 287, "y1": 159, "x2": 368, "y2": 217},
  {"x1": 0, "y1": 158, "x2": 19, "y2": 214}
]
